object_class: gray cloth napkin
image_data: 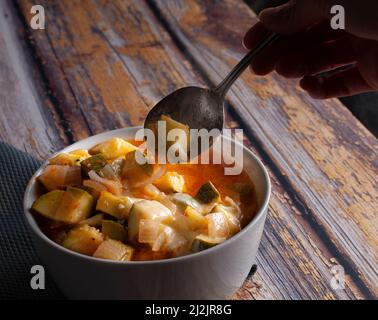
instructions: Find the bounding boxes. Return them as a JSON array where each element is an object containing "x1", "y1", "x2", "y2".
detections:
[{"x1": 0, "y1": 142, "x2": 63, "y2": 299}]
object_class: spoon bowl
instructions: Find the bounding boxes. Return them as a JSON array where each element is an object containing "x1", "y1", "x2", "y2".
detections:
[
  {"x1": 144, "y1": 33, "x2": 280, "y2": 151},
  {"x1": 145, "y1": 86, "x2": 224, "y2": 132}
]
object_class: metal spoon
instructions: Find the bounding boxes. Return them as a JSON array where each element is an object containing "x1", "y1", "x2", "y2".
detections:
[{"x1": 144, "y1": 32, "x2": 280, "y2": 133}]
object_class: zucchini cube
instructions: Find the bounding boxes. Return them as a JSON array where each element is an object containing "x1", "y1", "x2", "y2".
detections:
[
  {"x1": 102, "y1": 220, "x2": 127, "y2": 242},
  {"x1": 96, "y1": 191, "x2": 134, "y2": 219},
  {"x1": 62, "y1": 224, "x2": 104, "y2": 256},
  {"x1": 93, "y1": 239, "x2": 134, "y2": 261},
  {"x1": 195, "y1": 181, "x2": 220, "y2": 204},
  {"x1": 90, "y1": 137, "x2": 137, "y2": 160}
]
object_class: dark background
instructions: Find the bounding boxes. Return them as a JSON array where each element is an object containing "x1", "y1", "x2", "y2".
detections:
[{"x1": 245, "y1": 0, "x2": 378, "y2": 137}]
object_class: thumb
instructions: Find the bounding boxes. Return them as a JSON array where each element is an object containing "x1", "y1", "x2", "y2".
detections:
[{"x1": 259, "y1": 0, "x2": 329, "y2": 34}]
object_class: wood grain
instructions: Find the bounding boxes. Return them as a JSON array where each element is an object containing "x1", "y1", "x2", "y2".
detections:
[
  {"x1": 228, "y1": 117, "x2": 365, "y2": 299},
  {"x1": 16, "y1": 0, "x2": 203, "y2": 137},
  {"x1": 3, "y1": 0, "x2": 376, "y2": 299},
  {"x1": 150, "y1": 0, "x2": 378, "y2": 297},
  {"x1": 0, "y1": 0, "x2": 67, "y2": 158}
]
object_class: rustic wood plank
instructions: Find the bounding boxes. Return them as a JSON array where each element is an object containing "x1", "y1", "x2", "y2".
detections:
[
  {"x1": 150, "y1": 0, "x2": 378, "y2": 296},
  {"x1": 0, "y1": 0, "x2": 68, "y2": 158},
  {"x1": 228, "y1": 117, "x2": 365, "y2": 299},
  {"x1": 13, "y1": 0, "x2": 375, "y2": 299},
  {"x1": 17, "y1": 0, "x2": 203, "y2": 137}
]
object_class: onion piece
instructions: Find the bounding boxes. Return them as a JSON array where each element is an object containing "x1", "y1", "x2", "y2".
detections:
[
  {"x1": 224, "y1": 196, "x2": 242, "y2": 218},
  {"x1": 131, "y1": 165, "x2": 166, "y2": 189},
  {"x1": 162, "y1": 226, "x2": 188, "y2": 254},
  {"x1": 83, "y1": 179, "x2": 107, "y2": 193},
  {"x1": 100, "y1": 164, "x2": 119, "y2": 181},
  {"x1": 142, "y1": 184, "x2": 177, "y2": 214},
  {"x1": 225, "y1": 212, "x2": 241, "y2": 235},
  {"x1": 151, "y1": 226, "x2": 188, "y2": 253},
  {"x1": 152, "y1": 232, "x2": 166, "y2": 252},
  {"x1": 111, "y1": 158, "x2": 125, "y2": 177},
  {"x1": 206, "y1": 212, "x2": 230, "y2": 239},
  {"x1": 88, "y1": 170, "x2": 123, "y2": 195},
  {"x1": 158, "y1": 197, "x2": 177, "y2": 214},
  {"x1": 138, "y1": 219, "x2": 161, "y2": 244}
]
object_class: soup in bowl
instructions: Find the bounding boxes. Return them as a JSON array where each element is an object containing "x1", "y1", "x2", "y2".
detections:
[{"x1": 24, "y1": 127, "x2": 270, "y2": 299}]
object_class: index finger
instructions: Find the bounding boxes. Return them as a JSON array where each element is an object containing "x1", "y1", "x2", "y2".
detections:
[{"x1": 243, "y1": 22, "x2": 270, "y2": 50}]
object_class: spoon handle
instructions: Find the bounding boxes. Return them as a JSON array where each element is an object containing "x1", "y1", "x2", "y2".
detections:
[{"x1": 214, "y1": 32, "x2": 281, "y2": 97}]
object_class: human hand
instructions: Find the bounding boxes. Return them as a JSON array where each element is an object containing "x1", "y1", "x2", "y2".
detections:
[{"x1": 243, "y1": 0, "x2": 378, "y2": 98}]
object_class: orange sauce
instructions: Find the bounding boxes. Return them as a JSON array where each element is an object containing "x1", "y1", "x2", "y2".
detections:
[
  {"x1": 37, "y1": 141, "x2": 258, "y2": 261},
  {"x1": 131, "y1": 163, "x2": 257, "y2": 261}
]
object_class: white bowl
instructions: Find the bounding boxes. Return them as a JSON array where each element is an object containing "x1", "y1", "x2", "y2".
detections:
[{"x1": 23, "y1": 127, "x2": 271, "y2": 299}]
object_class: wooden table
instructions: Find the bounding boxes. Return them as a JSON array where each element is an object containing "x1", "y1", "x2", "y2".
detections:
[{"x1": 1, "y1": 0, "x2": 377, "y2": 300}]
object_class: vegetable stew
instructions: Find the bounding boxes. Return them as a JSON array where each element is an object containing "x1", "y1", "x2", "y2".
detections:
[{"x1": 31, "y1": 137, "x2": 257, "y2": 261}]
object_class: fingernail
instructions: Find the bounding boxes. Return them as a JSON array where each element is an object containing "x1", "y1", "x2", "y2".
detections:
[
  {"x1": 258, "y1": 8, "x2": 274, "y2": 22},
  {"x1": 259, "y1": 6, "x2": 286, "y2": 22},
  {"x1": 242, "y1": 37, "x2": 248, "y2": 50}
]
